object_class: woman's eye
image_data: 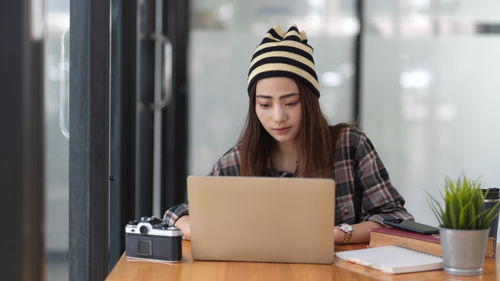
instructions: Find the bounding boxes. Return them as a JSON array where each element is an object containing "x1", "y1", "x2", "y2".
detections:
[
  {"x1": 286, "y1": 101, "x2": 298, "y2": 106},
  {"x1": 258, "y1": 103, "x2": 270, "y2": 108}
]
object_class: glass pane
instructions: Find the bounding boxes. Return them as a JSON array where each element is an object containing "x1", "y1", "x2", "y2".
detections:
[
  {"x1": 189, "y1": 0, "x2": 357, "y2": 175},
  {"x1": 361, "y1": 1, "x2": 500, "y2": 240},
  {"x1": 44, "y1": 0, "x2": 70, "y2": 279}
]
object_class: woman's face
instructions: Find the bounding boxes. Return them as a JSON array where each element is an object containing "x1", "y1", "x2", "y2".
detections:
[{"x1": 255, "y1": 77, "x2": 302, "y2": 146}]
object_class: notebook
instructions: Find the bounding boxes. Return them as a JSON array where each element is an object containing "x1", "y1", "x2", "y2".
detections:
[
  {"x1": 187, "y1": 176, "x2": 335, "y2": 264},
  {"x1": 335, "y1": 245, "x2": 443, "y2": 274}
]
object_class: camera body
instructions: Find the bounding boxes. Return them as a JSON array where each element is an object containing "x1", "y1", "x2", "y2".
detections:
[{"x1": 125, "y1": 216, "x2": 182, "y2": 262}]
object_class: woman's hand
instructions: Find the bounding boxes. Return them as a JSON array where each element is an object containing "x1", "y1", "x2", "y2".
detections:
[{"x1": 174, "y1": 215, "x2": 191, "y2": 240}]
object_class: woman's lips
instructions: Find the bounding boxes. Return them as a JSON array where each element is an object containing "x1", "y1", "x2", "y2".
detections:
[{"x1": 273, "y1": 127, "x2": 290, "y2": 134}]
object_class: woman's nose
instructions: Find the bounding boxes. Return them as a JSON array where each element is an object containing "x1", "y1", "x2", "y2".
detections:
[{"x1": 273, "y1": 105, "x2": 286, "y2": 122}]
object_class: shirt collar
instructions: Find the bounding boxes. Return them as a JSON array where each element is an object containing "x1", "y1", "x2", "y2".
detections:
[{"x1": 265, "y1": 157, "x2": 297, "y2": 177}]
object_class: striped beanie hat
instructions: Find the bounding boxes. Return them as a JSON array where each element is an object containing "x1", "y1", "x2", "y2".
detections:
[{"x1": 247, "y1": 25, "x2": 320, "y2": 97}]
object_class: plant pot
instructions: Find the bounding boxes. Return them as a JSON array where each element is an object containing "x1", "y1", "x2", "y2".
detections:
[{"x1": 439, "y1": 227, "x2": 490, "y2": 276}]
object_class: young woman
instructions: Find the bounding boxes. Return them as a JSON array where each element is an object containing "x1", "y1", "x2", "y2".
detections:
[{"x1": 164, "y1": 25, "x2": 413, "y2": 243}]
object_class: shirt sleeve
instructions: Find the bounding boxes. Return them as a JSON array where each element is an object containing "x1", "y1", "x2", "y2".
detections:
[
  {"x1": 355, "y1": 131, "x2": 414, "y2": 225},
  {"x1": 163, "y1": 202, "x2": 189, "y2": 226}
]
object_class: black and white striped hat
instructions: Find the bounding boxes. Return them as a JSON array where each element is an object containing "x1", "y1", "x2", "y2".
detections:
[{"x1": 247, "y1": 25, "x2": 320, "y2": 97}]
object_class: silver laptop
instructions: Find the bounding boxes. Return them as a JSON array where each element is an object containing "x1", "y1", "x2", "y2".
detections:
[{"x1": 187, "y1": 176, "x2": 335, "y2": 264}]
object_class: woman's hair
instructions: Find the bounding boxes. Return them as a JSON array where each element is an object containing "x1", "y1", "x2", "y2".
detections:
[{"x1": 238, "y1": 78, "x2": 344, "y2": 178}]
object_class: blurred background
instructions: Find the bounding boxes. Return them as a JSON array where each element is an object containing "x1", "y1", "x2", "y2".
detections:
[
  {"x1": 187, "y1": 0, "x2": 500, "y2": 237},
  {"x1": 8, "y1": 0, "x2": 500, "y2": 280}
]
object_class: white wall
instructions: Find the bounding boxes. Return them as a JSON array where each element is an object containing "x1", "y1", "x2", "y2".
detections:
[{"x1": 361, "y1": 36, "x2": 500, "y2": 239}]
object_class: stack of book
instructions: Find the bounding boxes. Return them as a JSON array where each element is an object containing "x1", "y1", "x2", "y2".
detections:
[{"x1": 369, "y1": 227, "x2": 496, "y2": 258}]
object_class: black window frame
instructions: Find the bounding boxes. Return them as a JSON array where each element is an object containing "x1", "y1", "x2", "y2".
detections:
[{"x1": 69, "y1": 0, "x2": 110, "y2": 280}]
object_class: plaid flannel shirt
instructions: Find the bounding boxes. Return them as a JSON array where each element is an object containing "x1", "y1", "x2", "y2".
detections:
[{"x1": 164, "y1": 126, "x2": 413, "y2": 226}]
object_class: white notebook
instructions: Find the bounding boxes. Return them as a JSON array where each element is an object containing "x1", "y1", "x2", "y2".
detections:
[{"x1": 335, "y1": 245, "x2": 443, "y2": 274}]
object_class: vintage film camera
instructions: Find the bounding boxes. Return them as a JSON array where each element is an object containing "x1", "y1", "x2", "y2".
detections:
[{"x1": 125, "y1": 216, "x2": 183, "y2": 262}]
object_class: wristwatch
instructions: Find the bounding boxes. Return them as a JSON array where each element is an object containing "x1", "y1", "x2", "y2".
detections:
[{"x1": 338, "y1": 223, "x2": 353, "y2": 244}]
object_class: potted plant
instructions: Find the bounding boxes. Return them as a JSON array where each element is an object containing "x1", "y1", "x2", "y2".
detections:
[{"x1": 428, "y1": 175, "x2": 500, "y2": 276}]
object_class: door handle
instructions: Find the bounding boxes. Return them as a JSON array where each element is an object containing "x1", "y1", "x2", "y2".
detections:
[
  {"x1": 150, "y1": 33, "x2": 173, "y2": 110},
  {"x1": 59, "y1": 28, "x2": 70, "y2": 141}
]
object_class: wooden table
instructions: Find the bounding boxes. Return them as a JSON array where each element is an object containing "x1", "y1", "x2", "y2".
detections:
[{"x1": 106, "y1": 241, "x2": 500, "y2": 281}]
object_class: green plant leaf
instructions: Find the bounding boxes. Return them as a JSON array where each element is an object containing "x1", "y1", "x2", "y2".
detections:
[
  {"x1": 427, "y1": 174, "x2": 490, "y2": 230},
  {"x1": 481, "y1": 201, "x2": 500, "y2": 229}
]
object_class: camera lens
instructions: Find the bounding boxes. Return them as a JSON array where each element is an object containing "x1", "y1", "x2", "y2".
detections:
[{"x1": 139, "y1": 225, "x2": 148, "y2": 234}]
